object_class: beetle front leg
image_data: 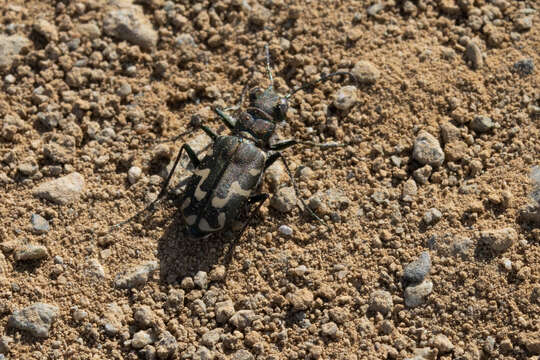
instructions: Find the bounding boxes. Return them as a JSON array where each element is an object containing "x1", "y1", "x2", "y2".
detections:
[{"x1": 215, "y1": 108, "x2": 237, "y2": 130}]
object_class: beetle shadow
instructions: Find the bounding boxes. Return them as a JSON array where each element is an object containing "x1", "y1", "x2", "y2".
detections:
[{"x1": 156, "y1": 209, "x2": 232, "y2": 283}]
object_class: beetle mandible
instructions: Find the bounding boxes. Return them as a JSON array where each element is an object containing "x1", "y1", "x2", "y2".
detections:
[{"x1": 115, "y1": 45, "x2": 356, "y2": 241}]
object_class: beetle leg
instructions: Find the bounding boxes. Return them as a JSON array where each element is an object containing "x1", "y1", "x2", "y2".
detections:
[
  {"x1": 200, "y1": 125, "x2": 218, "y2": 140},
  {"x1": 109, "y1": 144, "x2": 199, "y2": 232},
  {"x1": 224, "y1": 82, "x2": 250, "y2": 112},
  {"x1": 226, "y1": 193, "x2": 269, "y2": 264},
  {"x1": 270, "y1": 139, "x2": 344, "y2": 151},
  {"x1": 215, "y1": 108, "x2": 237, "y2": 130},
  {"x1": 267, "y1": 152, "x2": 328, "y2": 226}
]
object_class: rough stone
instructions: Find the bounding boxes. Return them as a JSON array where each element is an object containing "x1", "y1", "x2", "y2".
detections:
[
  {"x1": 156, "y1": 331, "x2": 177, "y2": 359},
  {"x1": 229, "y1": 310, "x2": 256, "y2": 330},
  {"x1": 403, "y1": 251, "x2": 431, "y2": 285},
  {"x1": 471, "y1": 116, "x2": 494, "y2": 133},
  {"x1": 465, "y1": 41, "x2": 483, "y2": 70},
  {"x1": 0, "y1": 35, "x2": 31, "y2": 71},
  {"x1": 287, "y1": 288, "x2": 314, "y2": 311},
  {"x1": 431, "y1": 334, "x2": 454, "y2": 354},
  {"x1": 31, "y1": 214, "x2": 50, "y2": 234},
  {"x1": 33, "y1": 172, "x2": 85, "y2": 205},
  {"x1": 333, "y1": 86, "x2": 357, "y2": 111},
  {"x1": 404, "y1": 280, "x2": 433, "y2": 308},
  {"x1": 8, "y1": 303, "x2": 59, "y2": 338},
  {"x1": 352, "y1": 60, "x2": 380, "y2": 84},
  {"x1": 270, "y1": 186, "x2": 297, "y2": 213},
  {"x1": 14, "y1": 244, "x2": 48, "y2": 261},
  {"x1": 413, "y1": 131, "x2": 445, "y2": 167},
  {"x1": 132, "y1": 330, "x2": 154, "y2": 349},
  {"x1": 103, "y1": 1, "x2": 158, "y2": 50},
  {"x1": 478, "y1": 228, "x2": 517, "y2": 253},
  {"x1": 114, "y1": 261, "x2": 158, "y2": 289},
  {"x1": 368, "y1": 290, "x2": 393, "y2": 315},
  {"x1": 215, "y1": 300, "x2": 235, "y2": 323}
]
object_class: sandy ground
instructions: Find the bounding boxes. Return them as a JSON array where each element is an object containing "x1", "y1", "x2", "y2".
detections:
[{"x1": 0, "y1": 0, "x2": 539, "y2": 359}]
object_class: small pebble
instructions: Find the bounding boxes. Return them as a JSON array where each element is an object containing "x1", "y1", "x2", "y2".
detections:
[
  {"x1": 134, "y1": 306, "x2": 155, "y2": 329},
  {"x1": 423, "y1": 208, "x2": 442, "y2": 225},
  {"x1": 33, "y1": 172, "x2": 85, "y2": 205},
  {"x1": 72, "y1": 309, "x2": 88, "y2": 322},
  {"x1": 333, "y1": 86, "x2": 357, "y2": 111},
  {"x1": 403, "y1": 251, "x2": 431, "y2": 285},
  {"x1": 114, "y1": 261, "x2": 158, "y2": 289},
  {"x1": 31, "y1": 214, "x2": 50, "y2": 234},
  {"x1": 413, "y1": 131, "x2": 445, "y2": 167},
  {"x1": 352, "y1": 60, "x2": 380, "y2": 84},
  {"x1": 14, "y1": 244, "x2": 48, "y2": 261},
  {"x1": 127, "y1": 166, "x2": 142, "y2": 184},
  {"x1": 132, "y1": 330, "x2": 153, "y2": 349},
  {"x1": 155, "y1": 331, "x2": 177, "y2": 359},
  {"x1": 232, "y1": 349, "x2": 254, "y2": 360},
  {"x1": 479, "y1": 228, "x2": 517, "y2": 253},
  {"x1": 229, "y1": 310, "x2": 256, "y2": 330},
  {"x1": 116, "y1": 81, "x2": 132, "y2": 97},
  {"x1": 404, "y1": 280, "x2": 433, "y2": 308},
  {"x1": 465, "y1": 41, "x2": 483, "y2": 70},
  {"x1": 103, "y1": 3, "x2": 158, "y2": 50},
  {"x1": 368, "y1": 290, "x2": 393, "y2": 315},
  {"x1": 471, "y1": 116, "x2": 494, "y2": 133},
  {"x1": 287, "y1": 288, "x2": 314, "y2": 311},
  {"x1": 215, "y1": 300, "x2": 235, "y2": 323},
  {"x1": 431, "y1": 334, "x2": 454, "y2": 353},
  {"x1": 501, "y1": 258, "x2": 512, "y2": 271},
  {"x1": 278, "y1": 225, "x2": 293, "y2": 236},
  {"x1": 270, "y1": 187, "x2": 296, "y2": 213},
  {"x1": 193, "y1": 271, "x2": 208, "y2": 289},
  {"x1": 367, "y1": 3, "x2": 384, "y2": 16},
  {"x1": 513, "y1": 58, "x2": 534, "y2": 76},
  {"x1": 515, "y1": 16, "x2": 532, "y2": 31},
  {"x1": 321, "y1": 321, "x2": 340, "y2": 339},
  {"x1": 209, "y1": 265, "x2": 226, "y2": 282}
]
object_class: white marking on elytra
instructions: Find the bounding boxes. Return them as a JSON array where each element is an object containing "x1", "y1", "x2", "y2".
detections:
[
  {"x1": 248, "y1": 168, "x2": 261, "y2": 176},
  {"x1": 211, "y1": 181, "x2": 252, "y2": 208},
  {"x1": 198, "y1": 214, "x2": 225, "y2": 232},
  {"x1": 193, "y1": 168, "x2": 211, "y2": 201},
  {"x1": 185, "y1": 215, "x2": 197, "y2": 225}
]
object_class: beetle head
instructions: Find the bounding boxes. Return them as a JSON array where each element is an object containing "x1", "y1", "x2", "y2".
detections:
[{"x1": 248, "y1": 86, "x2": 288, "y2": 122}]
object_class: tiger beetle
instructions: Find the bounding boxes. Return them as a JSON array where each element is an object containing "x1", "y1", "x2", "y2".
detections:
[{"x1": 113, "y1": 45, "x2": 356, "y2": 243}]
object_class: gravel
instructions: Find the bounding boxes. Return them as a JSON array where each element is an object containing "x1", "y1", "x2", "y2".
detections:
[
  {"x1": 114, "y1": 261, "x2": 158, "y2": 289},
  {"x1": 215, "y1": 300, "x2": 235, "y2": 323},
  {"x1": 8, "y1": 303, "x2": 59, "y2": 338},
  {"x1": 413, "y1": 131, "x2": 445, "y2": 167},
  {"x1": 278, "y1": 225, "x2": 293, "y2": 236},
  {"x1": 30, "y1": 214, "x2": 50, "y2": 234},
  {"x1": 423, "y1": 208, "x2": 442, "y2": 225},
  {"x1": 270, "y1": 186, "x2": 297, "y2": 213},
  {"x1": 287, "y1": 288, "x2": 314, "y2": 311},
  {"x1": 333, "y1": 86, "x2": 357, "y2": 111},
  {"x1": 131, "y1": 330, "x2": 154, "y2": 349},
  {"x1": 229, "y1": 310, "x2": 256, "y2": 330},
  {"x1": 33, "y1": 172, "x2": 85, "y2": 205},
  {"x1": 403, "y1": 251, "x2": 431, "y2": 285},
  {"x1": 193, "y1": 270, "x2": 208, "y2": 289}
]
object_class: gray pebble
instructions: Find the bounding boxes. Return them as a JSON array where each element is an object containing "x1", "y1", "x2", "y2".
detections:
[
  {"x1": 403, "y1": 251, "x2": 431, "y2": 285},
  {"x1": 14, "y1": 244, "x2": 48, "y2": 261},
  {"x1": 0, "y1": 336, "x2": 13, "y2": 354},
  {"x1": 103, "y1": 3, "x2": 158, "y2": 50},
  {"x1": 465, "y1": 41, "x2": 483, "y2": 70},
  {"x1": 85, "y1": 258, "x2": 105, "y2": 279},
  {"x1": 33, "y1": 172, "x2": 85, "y2": 205},
  {"x1": 513, "y1": 58, "x2": 534, "y2": 76},
  {"x1": 114, "y1": 261, "x2": 158, "y2": 289},
  {"x1": 8, "y1": 302, "x2": 59, "y2": 338},
  {"x1": 18, "y1": 161, "x2": 39, "y2": 176},
  {"x1": 278, "y1": 225, "x2": 293, "y2": 236},
  {"x1": 413, "y1": 131, "x2": 445, "y2": 167},
  {"x1": 72, "y1": 309, "x2": 88, "y2": 322},
  {"x1": 471, "y1": 116, "x2": 494, "y2": 133},
  {"x1": 413, "y1": 165, "x2": 432, "y2": 185},
  {"x1": 193, "y1": 271, "x2": 208, "y2": 289},
  {"x1": 201, "y1": 328, "x2": 223, "y2": 348},
  {"x1": 116, "y1": 81, "x2": 132, "y2": 97},
  {"x1": 515, "y1": 16, "x2": 532, "y2": 31},
  {"x1": 127, "y1": 166, "x2": 142, "y2": 184},
  {"x1": 229, "y1": 310, "x2": 256, "y2": 330},
  {"x1": 155, "y1": 331, "x2": 177, "y2": 359},
  {"x1": 31, "y1": 214, "x2": 49, "y2": 234},
  {"x1": 404, "y1": 280, "x2": 433, "y2": 308},
  {"x1": 423, "y1": 208, "x2": 442, "y2": 225},
  {"x1": 321, "y1": 321, "x2": 340, "y2": 339},
  {"x1": 215, "y1": 300, "x2": 235, "y2": 323}
]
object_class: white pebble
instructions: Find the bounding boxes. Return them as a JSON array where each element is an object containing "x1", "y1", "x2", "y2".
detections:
[
  {"x1": 128, "y1": 166, "x2": 142, "y2": 184},
  {"x1": 278, "y1": 225, "x2": 293, "y2": 236}
]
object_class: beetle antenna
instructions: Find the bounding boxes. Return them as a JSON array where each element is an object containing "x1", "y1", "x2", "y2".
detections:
[
  {"x1": 285, "y1": 71, "x2": 357, "y2": 99},
  {"x1": 265, "y1": 44, "x2": 274, "y2": 88}
]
